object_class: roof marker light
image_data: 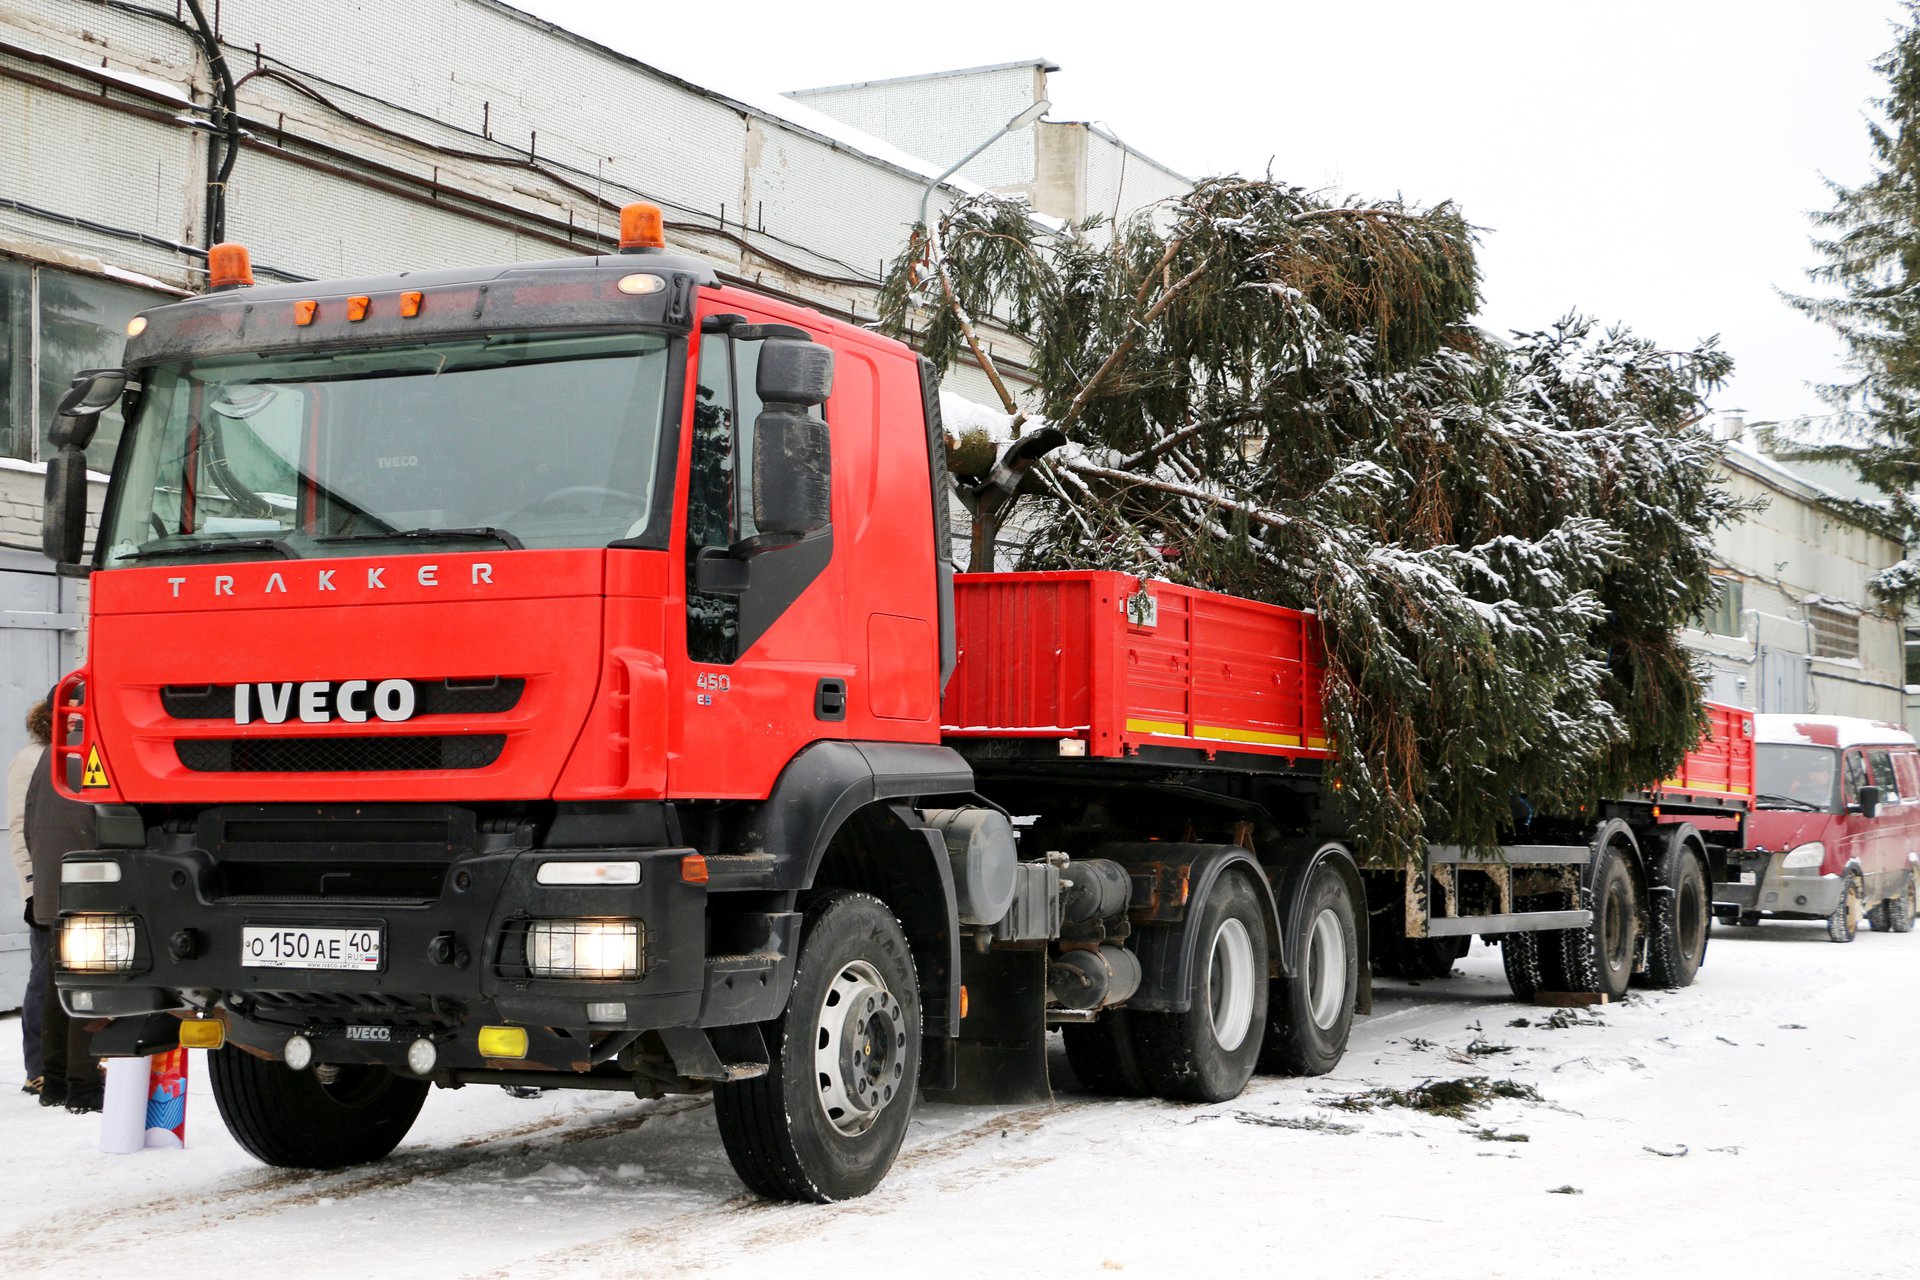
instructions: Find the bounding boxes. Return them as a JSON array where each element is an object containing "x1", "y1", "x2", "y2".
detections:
[
  {"x1": 346, "y1": 295, "x2": 370, "y2": 321},
  {"x1": 399, "y1": 290, "x2": 423, "y2": 317},
  {"x1": 617, "y1": 273, "x2": 665, "y2": 296},
  {"x1": 207, "y1": 242, "x2": 254, "y2": 290},
  {"x1": 618, "y1": 202, "x2": 666, "y2": 253},
  {"x1": 126, "y1": 316, "x2": 148, "y2": 337},
  {"x1": 294, "y1": 300, "x2": 317, "y2": 326}
]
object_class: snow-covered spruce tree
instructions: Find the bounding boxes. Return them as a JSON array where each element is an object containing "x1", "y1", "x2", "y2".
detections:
[
  {"x1": 880, "y1": 180, "x2": 1740, "y2": 866},
  {"x1": 1782, "y1": 2, "x2": 1920, "y2": 600}
]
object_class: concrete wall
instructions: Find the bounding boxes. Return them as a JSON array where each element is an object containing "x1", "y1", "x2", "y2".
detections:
[{"x1": 1685, "y1": 449, "x2": 1905, "y2": 721}]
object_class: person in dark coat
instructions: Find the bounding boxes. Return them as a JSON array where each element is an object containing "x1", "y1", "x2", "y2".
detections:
[
  {"x1": 8, "y1": 699, "x2": 52, "y2": 1095},
  {"x1": 26, "y1": 703, "x2": 103, "y2": 1112}
]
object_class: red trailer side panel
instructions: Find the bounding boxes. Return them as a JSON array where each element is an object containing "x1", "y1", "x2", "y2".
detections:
[{"x1": 1658, "y1": 700, "x2": 1755, "y2": 804}]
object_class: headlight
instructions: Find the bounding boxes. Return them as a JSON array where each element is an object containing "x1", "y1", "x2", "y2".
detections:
[
  {"x1": 59, "y1": 914, "x2": 137, "y2": 972},
  {"x1": 525, "y1": 920, "x2": 642, "y2": 979},
  {"x1": 1781, "y1": 842, "x2": 1826, "y2": 870}
]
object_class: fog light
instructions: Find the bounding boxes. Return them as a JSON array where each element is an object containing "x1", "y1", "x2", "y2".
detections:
[
  {"x1": 70, "y1": 990, "x2": 95, "y2": 1012},
  {"x1": 407, "y1": 1038, "x2": 439, "y2": 1075},
  {"x1": 284, "y1": 1034, "x2": 313, "y2": 1070},
  {"x1": 525, "y1": 920, "x2": 641, "y2": 979},
  {"x1": 179, "y1": 1018, "x2": 225, "y2": 1050},
  {"x1": 60, "y1": 914, "x2": 137, "y2": 972},
  {"x1": 586, "y1": 1002, "x2": 627, "y2": 1023},
  {"x1": 477, "y1": 1026, "x2": 528, "y2": 1059}
]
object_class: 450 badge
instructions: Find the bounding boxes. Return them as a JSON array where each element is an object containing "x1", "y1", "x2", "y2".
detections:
[{"x1": 694, "y1": 672, "x2": 730, "y2": 706}]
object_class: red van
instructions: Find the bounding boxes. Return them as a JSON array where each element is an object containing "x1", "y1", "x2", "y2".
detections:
[{"x1": 1718, "y1": 714, "x2": 1920, "y2": 941}]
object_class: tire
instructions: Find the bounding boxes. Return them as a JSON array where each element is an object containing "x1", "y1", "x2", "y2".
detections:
[
  {"x1": 1866, "y1": 899, "x2": 1893, "y2": 933},
  {"x1": 1827, "y1": 873, "x2": 1863, "y2": 944},
  {"x1": 1501, "y1": 931, "x2": 1543, "y2": 1000},
  {"x1": 1258, "y1": 862, "x2": 1359, "y2": 1077},
  {"x1": 1373, "y1": 935, "x2": 1469, "y2": 980},
  {"x1": 1062, "y1": 1010, "x2": 1150, "y2": 1097},
  {"x1": 1133, "y1": 872, "x2": 1271, "y2": 1101},
  {"x1": 207, "y1": 1049, "x2": 428, "y2": 1170},
  {"x1": 1890, "y1": 878, "x2": 1917, "y2": 934},
  {"x1": 1647, "y1": 847, "x2": 1711, "y2": 989},
  {"x1": 1558, "y1": 843, "x2": 1640, "y2": 1000},
  {"x1": 713, "y1": 891, "x2": 920, "y2": 1202}
]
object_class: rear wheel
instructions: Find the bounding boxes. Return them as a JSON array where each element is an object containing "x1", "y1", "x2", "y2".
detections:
[
  {"x1": 1559, "y1": 844, "x2": 1640, "y2": 999},
  {"x1": 1501, "y1": 931, "x2": 1544, "y2": 1000},
  {"x1": 1133, "y1": 872, "x2": 1270, "y2": 1102},
  {"x1": 1890, "y1": 878, "x2": 1917, "y2": 934},
  {"x1": 1827, "y1": 873, "x2": 1864, "y2": 944},
  {"x1": 208, "y1": 1050, "x2": 428, "y2": 1170},
  {"x1": 1259, "y1": 862, "x2": 1359, "y2": 1077},
  {"x1": 1647, "y1": 847, "x2": 1710, "y2": 988},
  {"x1": 713, "y1": 891, "x2": 919, "y2": 1202}
]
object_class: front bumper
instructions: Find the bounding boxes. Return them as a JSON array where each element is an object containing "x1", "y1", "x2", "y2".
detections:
[
  {"x1": 1714, "y1": 852, "x2": 1845, "y2": 918},
  {"x1": 54, "y1": 841, "x2": 798, "y2": 1074}
]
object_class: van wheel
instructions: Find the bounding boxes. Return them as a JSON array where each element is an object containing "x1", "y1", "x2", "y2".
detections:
[
  {"x1": 1133, "y1": 872, "x2": 1270, "y2": 1101},
  {"x1": 1560, "y1": 844, "x2": 1639, "y2": 999},
  {"x1": 208, "y1": 1050, "x2": 428, "y2": 1170},
  {"x1": 713, "y1": 891, "x2": 919, "y2": 1202},
  {"x1": 1827, "y1": 874, "x2": 1863, "y2": 944},
  {"x1": 1258, "y1": 862, "x2": 1359, "y2": 1077},
  {"x1": 1062, "y1": 1010, "x2": 1150, "y2": 1097},
  {"x1": 1891, "y1": 878, "x2": 1917, "y2": 934},
  {"x1": 1647, "y1": 849, "x2": 1710, "y2": 988}
]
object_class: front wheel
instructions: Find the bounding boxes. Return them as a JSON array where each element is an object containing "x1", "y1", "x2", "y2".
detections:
[
  {"x1": 1259, "y1": 862, "x2": 1359, "y2": 1077},
  {"x1": 1827, "y1": 873, "x2": 1863, "y2": 944},
  {"x1": 713, "y1": 891, "x2": 920, "y2": 1202},
  {"x1": 1646, "y1": 847, "x2": 1710, "y2": 988},
  {"x1": 1133, "y1": 872, "x2": 1271, "y2": 1101},
  {"x1": 207, "y1": 1049, "x2": 428, "y2": 1170}
]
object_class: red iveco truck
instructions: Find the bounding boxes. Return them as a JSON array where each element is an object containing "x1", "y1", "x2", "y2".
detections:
[{"x1": 42, "y1": 205, "x2": 1751, "y2": 1201}]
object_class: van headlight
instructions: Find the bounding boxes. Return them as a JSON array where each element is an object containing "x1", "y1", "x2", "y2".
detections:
[
  {"x1": 525, "y1": 920, "x2": 642, "y2": 979},
  {"x1": 1780, "y1": 842, "x2": 1826, "y2": 870},
  {"x1": 59, "y1": 914, "x2": 138, "y2": 972}
]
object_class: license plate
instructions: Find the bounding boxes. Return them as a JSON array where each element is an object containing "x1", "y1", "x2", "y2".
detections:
[{"x1": 241, "y1": 925, "x2": 382, "y2": 971}]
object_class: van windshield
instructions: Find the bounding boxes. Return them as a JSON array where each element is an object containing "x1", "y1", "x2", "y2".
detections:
[
  {"x1": 1755, "y1": 744, "x2": 1839, "y2": 810},
  {"x1": 98, "y1": 330, "x2": 675, "y2": 566}
]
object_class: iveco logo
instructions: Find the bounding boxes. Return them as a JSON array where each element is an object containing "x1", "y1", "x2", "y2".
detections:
[
  {"x1": 165, "y1": 562, "x2": 494, "y2": 597},
  {"x1": 236, "y1": 679, "x2": 417, "y2": 725},
  {"x1": 377, "y1": 456, "x2": 419, "y2": 469}
]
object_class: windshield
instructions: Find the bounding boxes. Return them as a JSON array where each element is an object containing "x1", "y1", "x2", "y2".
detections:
[
  {"x1": 99, "y1": 331, "x2": 676, "y2": 565},
  {"x1": 1755, "y1": 744, "x2": 1839, "y2": 810}
]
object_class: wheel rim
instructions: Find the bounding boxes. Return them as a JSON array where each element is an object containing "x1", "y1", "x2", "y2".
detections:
[
  {"x1": 1305, "y1": 907, "x2": 1348, "y2": 1032},
  {"x1": 1602, "y1": 875, "x2": 1633, "y2": 975},
  {"x1": 1206, "y1": 917, "x2": 1258, "y2": 1051},
  {"x1": 813, "y1": 960, "x2": 907, "y2": 1138}
]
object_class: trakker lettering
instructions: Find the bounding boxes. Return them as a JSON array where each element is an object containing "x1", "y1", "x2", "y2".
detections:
[
  {"x1": 234, "y1": 679, "x2": 417, "y2": 724},
  {"x1": 163, "y1": 562, "x2": 493, "y2": 597}
]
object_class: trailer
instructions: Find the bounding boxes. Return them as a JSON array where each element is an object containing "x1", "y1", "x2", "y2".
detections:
[{"x1": 41, "y1": 207, "x2": 1749, "y2": 1202}]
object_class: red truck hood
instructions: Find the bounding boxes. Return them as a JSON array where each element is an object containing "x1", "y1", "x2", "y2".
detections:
[
  {"x1": 86, "y1": 551, "x2": 613, "y2": 804},
  {"x1": 1747, "y1": 810, "x2": 1831, "y2": 854}
]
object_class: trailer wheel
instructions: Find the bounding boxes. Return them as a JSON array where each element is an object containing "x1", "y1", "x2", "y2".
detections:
[
  {"x1": 1133, "y1": 872, "x2": 1270, "y2": 1101},
  {"x1": 1258, "y1": 862, "x2": 1358, "y2": 1077},
  {"x1": 1827, "y1": 873, "x2": 1863, "y2": 944},
  {"x1": 1558, "y1": 843, "x2": 1639, "y2": 999},
  {"x1": 1646, "y1": 847, "x2": 1710, "y2": 988},
  {"x1": 1501, "y1": 931, "x2": 1544, "y2": 1000},
  {"x1": 1062, "y1": 1010, "x2": 1150, "y2": 1097},
  {"x1": 207, "y1": 1049, "x2": 428, "y2": 1170},
  {"x1": 713, "y1": 891, "x2": 919, "y2": 1202}
]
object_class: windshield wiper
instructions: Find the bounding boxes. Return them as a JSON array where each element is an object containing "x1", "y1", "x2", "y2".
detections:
[
  {"x1": 313, "y1": 526, "x2": 525, "y2": 550},
  {"x1": 1755, "y1": 792, "x2": 1822, "y2": 812},
  {"x1": 117, "y1": 538, "x2": 298, "y2": 562}
]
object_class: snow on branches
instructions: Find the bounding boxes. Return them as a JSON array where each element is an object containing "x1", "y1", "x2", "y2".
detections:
[{"x1": 881, "y1": 179, "x2": 1740, "y2": 865}]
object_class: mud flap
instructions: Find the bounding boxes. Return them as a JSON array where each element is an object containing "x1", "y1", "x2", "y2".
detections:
[{"x1": 928, "y1": 946, "x2": 1051, "y2": 1105}]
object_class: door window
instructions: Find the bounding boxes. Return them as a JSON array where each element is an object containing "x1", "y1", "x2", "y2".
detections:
[
  {"x1": 686, "y1": 333, "x2": 741, "y2": 665},
  {"x1": 1895, "y1": 751, "x2": 1920, "y2": 803},
  {"x1": 1844, "y1": 751, "x2": 1868, "y2": 805},
  {"x1": 1867, "y1": 748, "x2": 1902, "y2": 803}
]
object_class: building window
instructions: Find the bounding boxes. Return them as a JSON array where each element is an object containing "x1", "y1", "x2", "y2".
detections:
[
  {"x1": 1904, "y1": 627, "x2": 1920, "y2": 688},
  {"x1": 1697, "y1": 577, "x2": 1744, "y2": 637},
  {"x1": 0, "y1": 254, "x2": 161, "y2": 470},
  {"x1": 1806, "y1": 602, "x2": 1861, "y2": 660}
]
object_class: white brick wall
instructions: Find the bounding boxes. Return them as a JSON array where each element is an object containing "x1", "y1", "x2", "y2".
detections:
[{"x1": 789, "y1": 63, "x2": 1043, "y2": 195}]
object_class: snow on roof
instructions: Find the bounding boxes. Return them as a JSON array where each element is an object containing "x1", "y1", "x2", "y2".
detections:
[
  {"x1": 788, "y1": 59, "x2": 1062, "y2": 98},
  {"x1": 34, "y1": 48, "x2": 192, "y2": 103},
  {"x1": 1754, "y1": 713, "x2": 1916, "y2": 750}
]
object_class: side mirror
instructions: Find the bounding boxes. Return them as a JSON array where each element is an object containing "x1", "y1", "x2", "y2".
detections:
[
  {"x1": 757, "y1": 339, "x2": 833, "y2": 407},
  {"x1": 48, "y1": 368, "x2": 132, "y2": 450},
  {"x1": 1857, "y1": 785, "x2": 1881, "y2": 819},
  {"x1": 751, "y1": 410, "x2": 831, "y2": 542},
  {"x1": 42, "y1": 449, "x2": 90, "y2": 566}
]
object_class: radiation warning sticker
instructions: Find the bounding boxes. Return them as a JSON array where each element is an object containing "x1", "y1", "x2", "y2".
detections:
[{"x1": 81, "y1": 747, "x2": 110, "y2": 789}]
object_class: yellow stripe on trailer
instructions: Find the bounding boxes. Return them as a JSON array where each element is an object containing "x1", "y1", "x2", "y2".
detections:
[
  {"x1": 1194, "y1": 724, "x2": 1302, "y2": 748},
  {"x1": 1125, "y1": 717, "x2": 1190, "y2": 737}
]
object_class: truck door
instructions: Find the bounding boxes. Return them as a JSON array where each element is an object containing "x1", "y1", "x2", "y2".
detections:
[{"x1": 671, "y1": 309, "x2": 850, "y2": 799}]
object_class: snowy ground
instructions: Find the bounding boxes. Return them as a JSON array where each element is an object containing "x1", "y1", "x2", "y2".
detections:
[{"x1": 1, "y1": 921, "x2": 1915, "y2": 1279}]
